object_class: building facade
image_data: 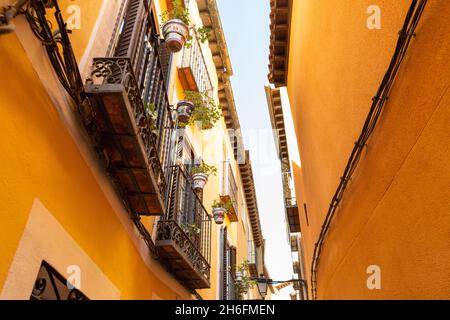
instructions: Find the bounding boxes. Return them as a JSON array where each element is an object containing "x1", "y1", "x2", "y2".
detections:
[
  {"x1": 265, "y1": 86, "x2": 308, "y2": 300},
  {"x1": 0, "y1": 0, "x2": 265, "y2": 300},
  {"x1": 268, "y1": 0, "x2": 450, "y2": 299}
]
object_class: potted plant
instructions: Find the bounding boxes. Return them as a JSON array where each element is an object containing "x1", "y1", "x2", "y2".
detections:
[
  {"x1": 160, "y1": 0, "x2": 190, "y2": 53},
  {"x1": 234, "y1": 260, "x2": 257, "y2": 300},
  {"x1": 180, "y1": 223, "x2": 200, "y2": 239},
  {"x1": 161, "y1": 0, "x2": 210, "y2": 53},
  {"x1": 176, "y1": 100, "x2": 195, "y2": 123},
  {"x1": 183, "y1": 90, "x2": 221, "y2": 129},
  {"x1": 211, "y1": 199, "x2": 231, "y2": 225},
  {"x1": 190, "y1": 161, "x2": 217, "y2": 192}
]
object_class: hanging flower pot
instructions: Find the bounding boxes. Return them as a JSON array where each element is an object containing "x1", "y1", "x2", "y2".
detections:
[
  {"x1": 190, "y1": 162, "x2": 217, "y2": 192},
  {"x1": 212, "y1": 199, "x2": 230, "y2": 225},
  {"x1": 183, "y1": 90, "x2": 221, "y2": 130},
  {"x1": 192, "y1": 173, "x2": 209, "y2": 192},
  {"x1": 162, "y1": 19, "x2": 189, "y2": 53},
  {"x1": 176, "y1": 100, "x2": 194, "y2": 123},
  {"x1": 212, "y1": 207, "x2": 226, "y2": 225}
]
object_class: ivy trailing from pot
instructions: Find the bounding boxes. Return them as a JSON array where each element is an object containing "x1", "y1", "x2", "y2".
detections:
[
  {"x1": 190, "y1": 161, "x2": 217, "y2": 192},
  {"x1": 161, "y1": 0, "x2": 210, "y2": 53},
  {"x1": 144, "y1": 102, "x2": 159, "y2": 138},
  {"x1": 178, "y1": 90, "x2": 221, "y2": 129},
  {"x1": 234, "y1": 260, "x2": 257, "y2": 300},
  {"x1": 211, "y1": 199, "x2": 232, "y2": 225},
  {"x1": 191, "y1": 26, "x2": 210, "y2": 46}
]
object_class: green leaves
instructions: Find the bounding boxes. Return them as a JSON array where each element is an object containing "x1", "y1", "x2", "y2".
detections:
[
  {"x1": 145, "y1": 102, "x2": 159, "y2": 137},
  {"x1": 190, "y1": 161, "x2": 217, "y2": 176},
  {"x1": 184, "y1": 90, "x2": 221, "y2": 130},
  {"x1": 161, "y1": 0, "x2": 191, "y2": 25},
  {"x1": 181, "y1": 223, "x2": 200, "y2": 238},
  {"x1": 197, "y1": 26, "x2": 211, "y2": 44},
  {"x1": 234, "y1": 260, "x2": 257, "y2": 300},
  {"x1": 185, "y1": 26, "x2": 211, "y2": 48},
  {"x1": 212, "y1": 199, "x2": 232, "y2": 211},
  {"x1": 161, "y1": 1, "x2": 210, "y2": 48}
]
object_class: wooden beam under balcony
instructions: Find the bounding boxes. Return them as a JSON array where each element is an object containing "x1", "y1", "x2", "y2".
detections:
[
  {"x1": 84, "y1": 58, "x2": 166, "y2": 217},
  {"x1": 156, "y1": 218, "x2": 211, "y2": 289},
  {"x1": 178, "y1": 67, "x2": 199, "y2": 92},
  {"x1": 156, "y1": 238, "x2": 211, "y2": 289},
  {"x1": 287, "y1": 205, "x2": 300, "y2": 233}
]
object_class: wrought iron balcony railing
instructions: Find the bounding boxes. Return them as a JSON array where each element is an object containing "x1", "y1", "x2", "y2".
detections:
[
  {"x1": 82, "y1": 0, "x2": 214, "y2": 290},
  {"x1": 178, "y1": 31, "x2": 213, "y2": 93},
  {"x1": 285, "y1": 196, "x2": 297, "y2": 208},
  {"x1": 282, "y1": 171, "x2": 296, "y2": 202},
  {"x1": 156, "y1": 165, "x2": 212, "y2": 289},
  {"x1": 290, "y1": 234, "x2": 299, "y2": 252},
  {"x1": 221, "y1": 161, "x2": 239, "y2": 222},
  {"x1": 83, "y1": 0, "x2": 174, "y2": 217}
]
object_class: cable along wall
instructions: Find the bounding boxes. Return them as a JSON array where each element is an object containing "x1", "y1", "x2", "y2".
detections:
[{"x1": 310, "y1": 0, "x2": 429, "y2": 300}]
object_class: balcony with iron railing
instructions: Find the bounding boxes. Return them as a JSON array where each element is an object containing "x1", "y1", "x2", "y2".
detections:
[
  {"x1": 220, "y1": 161, "x2": 239, "y2": 222},
  {"x1": 156, "y1": 165, "x2": 212, "y2": 289},
  {"x1": 178, "y1": 30, "x2": 213, "y2": 94},
  {"x1": 82, "y1": 0, "x2": 212, "y2": 289},
  {"x1": 290, "y1": 234, "x2": 299, "y2": 252},
  {"x1": 84, "y1": 0, "x2": 173, "y2": 217}
]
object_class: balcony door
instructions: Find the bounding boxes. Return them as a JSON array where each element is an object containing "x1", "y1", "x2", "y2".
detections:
[
  {"x1": 108, "y1": 0, "x2": 174, "y2": 181},
  {"x1": 169, "y1": 136, "x2": 203, "y2": 249},
  {"x1": 177, "y1": 137, "x2": 196, "y2": 226},
  {"x1": 221, "y1": 227, "x2": 236, "y2": 300}
]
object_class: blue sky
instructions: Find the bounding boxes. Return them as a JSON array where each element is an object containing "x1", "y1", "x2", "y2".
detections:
[{"x1": 216, "y1": 0, "x2": 294, "y2": 281}]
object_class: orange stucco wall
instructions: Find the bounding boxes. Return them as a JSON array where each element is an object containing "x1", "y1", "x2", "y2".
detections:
[
  {"x1": 0, "y1": 0, "x2": 259, "y2": 300},
  {"x1": 0, "y1": 0, "x2": 198, "y2": 300},
  {"x1": 0, "y1": 34, "x2": 185, "y2": 299},
  {"x1": 287, "y1": 0, "x2": 450, "y2": 299}
]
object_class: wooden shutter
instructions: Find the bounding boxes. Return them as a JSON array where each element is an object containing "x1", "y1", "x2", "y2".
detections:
[
  {"x1": 230, "y1": 246, "x2": 237, "y2": 280},
  {"x1": 222, "y1": 227, "x2": 228, "y2": 300},
  {"x1": 114, "y1": 0, "x2": 143, "y2": 58},
  {"x1": 158, "y1": 40, "x2": 172, "y2": 83}
]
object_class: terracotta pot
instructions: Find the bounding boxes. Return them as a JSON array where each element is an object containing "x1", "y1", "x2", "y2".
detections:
[
  {"x1": 176, "y1": 100, "x2": 195, "y2": 123},
  {"x1": 212, "y1": 207, "x2": 226, "y2": 225},
  {"x1": 162, "y1": 19, "x2": 189, "y2": 53},
  {"x1": 192, "y1": 173, "x2": 208, "y2": 192}
]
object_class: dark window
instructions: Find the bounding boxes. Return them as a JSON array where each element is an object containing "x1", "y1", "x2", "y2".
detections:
[
  {"x1": 175, "y1": 136, "x2": 198, "y2": 226},
  {"x1": 221, "y1": 227, "x2": 236, "y2": 300},
  {"x1": 158, "y1": 40, "x2": 172, "y2": 85},
  {"x1": 30, "y1": 261, "x2": 88, "y2": 300}
]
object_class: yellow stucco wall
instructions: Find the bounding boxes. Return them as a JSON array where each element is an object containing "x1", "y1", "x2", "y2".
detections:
[{"x1": 287, "y1": 0, "x2": 450, "y2": 299}]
